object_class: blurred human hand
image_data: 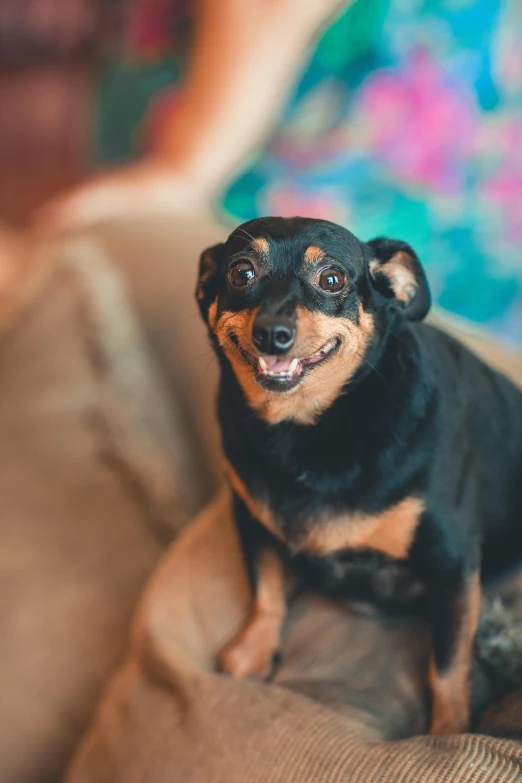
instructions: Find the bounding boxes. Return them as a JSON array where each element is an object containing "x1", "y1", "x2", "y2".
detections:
[
  {"x1": 34, "y1": 0, "x2": 351, "y2": 234},
  {"x1": 34, "y1": 159, "x2": 212, "y2": 234}
]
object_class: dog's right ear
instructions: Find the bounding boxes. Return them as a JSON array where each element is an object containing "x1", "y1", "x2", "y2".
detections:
[{"x1": 196, "y1": 243, "x2": 224, "y2": 320}]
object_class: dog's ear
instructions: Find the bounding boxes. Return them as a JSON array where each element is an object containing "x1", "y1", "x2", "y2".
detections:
[
  {"x1": 366, "y1": 238, "x2": 431, "y2": 322},
  {"x1": 196, "y1": 243, "x2": 224, "y2": 319}
]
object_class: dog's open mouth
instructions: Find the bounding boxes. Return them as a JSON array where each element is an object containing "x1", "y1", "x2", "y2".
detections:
[
  {"x1": 230, "y1": 334, "x2": 340, "y2": 392},
  {"x1": 257, "y1": 337, "x2": 339, "y2": 379}
]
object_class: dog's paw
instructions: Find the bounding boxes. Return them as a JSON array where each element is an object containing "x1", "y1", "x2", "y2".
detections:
[{"x1": 218, "y1": 619, "x2": 282, "y2": 680}]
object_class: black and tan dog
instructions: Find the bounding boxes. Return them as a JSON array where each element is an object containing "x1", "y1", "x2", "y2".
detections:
[{"x1": 196, "y1": 216, "x2": 522, "y2": 735}]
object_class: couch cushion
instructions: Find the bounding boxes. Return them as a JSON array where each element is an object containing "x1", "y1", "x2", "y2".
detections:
[
  {"x1": 0, "y1": 235, "x2": 202, "y2": 783},
  {"x1": 75, "y1": 215, "x2": 229, "y2": 494},
  {"x1": 67, "y1": 492, "x2": 522, "y2": 783}
]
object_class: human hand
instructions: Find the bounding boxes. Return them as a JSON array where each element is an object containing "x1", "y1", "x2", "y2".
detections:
[{"x1": 33, "y1": 159, "x2": 210, "y2": 235}]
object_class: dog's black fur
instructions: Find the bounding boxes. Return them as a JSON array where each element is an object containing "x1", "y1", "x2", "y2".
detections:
[{"x1": 196, "y1": 216, "x2": 522, "y2": 734}]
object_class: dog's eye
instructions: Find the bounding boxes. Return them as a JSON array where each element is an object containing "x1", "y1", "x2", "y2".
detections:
[
  {"x1": 316, "y1": 266, "x2": 346, "y2": 293},
  {"x1": 229, "y1": 260, "x2": 256, "y2": 288}
]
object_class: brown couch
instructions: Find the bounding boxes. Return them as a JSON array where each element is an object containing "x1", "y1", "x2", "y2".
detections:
[
  {"x1": 68, "y1": 491, "x2": 522, "y2": 782},
  {"x1": 0, "y1": 216, "x2": 225, "y2": 783},
  {"x1": 1, "y1": 216, "x2": 522, "y2": 783}
]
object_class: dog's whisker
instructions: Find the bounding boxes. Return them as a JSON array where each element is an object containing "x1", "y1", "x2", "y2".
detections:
[
  {"x1": 234, "y1": 226, "x2": 256, "y2": 243},
  {"x1": 203, "y1": 355, "x2": 217, "y2": 375},
  {"x1": 389, "y1": 330, "x2": 411, "y2": 349},
  {"x1": 353, "y1": 349, "x2": 388, "y2": 385},
  {"x1": 217, "y1": 316, "x2": 236, "y2": 331}
]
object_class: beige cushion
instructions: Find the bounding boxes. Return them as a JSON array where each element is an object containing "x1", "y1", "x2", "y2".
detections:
[
  {"x1": 74, "y1": 215, "x2": 228, "y2": 493},
  {"x1": 67, "y1": 492, "x2": 522, "y2": 783},
  {"x1": 0, "y1": 224, "x2": 222, "y2": 783}
]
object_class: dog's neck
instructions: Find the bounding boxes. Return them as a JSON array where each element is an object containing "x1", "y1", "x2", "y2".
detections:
[{"x1": 217, "y1": 320, "x2": 434, "y2": 481}]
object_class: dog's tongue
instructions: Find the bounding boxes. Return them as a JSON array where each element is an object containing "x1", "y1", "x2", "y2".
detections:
[
  {"x1": 264, "y1": 356, "x2": 293, "y2": 372},
  {"x1": 257, "y1": 339, "x2": 338, "y2": 377},
  {"x1": 258, "y1": 355, "x2": 301, "y2": 376}
]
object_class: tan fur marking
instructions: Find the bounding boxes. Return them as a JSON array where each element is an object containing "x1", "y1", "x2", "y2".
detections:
[
  {"x1": 251, "y1": 237, "x2": 269, "y2": 255},
  {"x1": 214, "y1": 307, "x2": 256, "y2": 354},
  {"x1": 429, "y1": 571, "x2": 481, "y2": 734},
  {"x1": 207, "y1": 299, "x2": 218, "y2": 329},
  {"x1": 218, "y1": 548, "x2": 287, "y2": 678},
  {"x1": 258, "y1": 305, "x2": 374, "y2": 425},
  {"x1": 223, "y1": 459, "x2": 283, "y2": 542},
  {"x1": 215, "y1": 309, "x2": 252, "y2": 341},
  {"x1": 370, "y1": 251, "x2": 417, "y2": 304},
  {"x1": 224, "y1": 457, "x2": 422, "y2": 560},
  {"x1": 214, "y1": 301, "x2": 374, "y2": 426},
  {"x1": 300, "y1": 497, "x2": 424, "y2": 559},
  {"x1": 304, "y1": 245, "x2": 326, "y2": 264}
]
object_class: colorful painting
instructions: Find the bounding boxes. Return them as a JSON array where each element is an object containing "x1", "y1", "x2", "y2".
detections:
[{"x1": 97, "y1": 0, "x2": 522, "y2": 343}]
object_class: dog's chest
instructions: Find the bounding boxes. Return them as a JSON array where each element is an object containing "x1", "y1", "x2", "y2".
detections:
[{"x1": 225, "y1": 459, "x2": 424, "y2": 561}]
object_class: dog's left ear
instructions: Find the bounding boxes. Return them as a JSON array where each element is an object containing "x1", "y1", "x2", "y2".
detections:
[
  {"x1": 366, "y1": 238, "x2": 431, "y2": 321},
  {"x1": 196, "y1": 243, "x2": 224, "y2": 319}
]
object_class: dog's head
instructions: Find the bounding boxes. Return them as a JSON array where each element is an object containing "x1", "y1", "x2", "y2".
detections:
[{"x1": 197, "y1": 217, "x2": 430, "y2": 425}]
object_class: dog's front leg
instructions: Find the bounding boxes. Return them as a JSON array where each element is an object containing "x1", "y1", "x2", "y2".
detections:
[
  {"x1": 218, "y1": 496, "x2": 287, "y2": 680},
  {"x1": 424, "y1": 564, "x2": 481, "y2": 735}
]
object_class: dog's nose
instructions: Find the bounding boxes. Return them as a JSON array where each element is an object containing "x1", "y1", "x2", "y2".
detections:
[{"x1": 252, "y1": 315, "x2": 296, "y2": 355}]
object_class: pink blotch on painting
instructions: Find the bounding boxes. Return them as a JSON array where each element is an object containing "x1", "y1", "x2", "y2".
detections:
[
  {"x1": 353, "y1": 49, "x2": 478, "y2": 193},
  {"x1": 264, "y1": 187, "x2": 349, "y2": 224},
  {"x1": 483, "y1": 167, "x2": 522, "y2": 244}
]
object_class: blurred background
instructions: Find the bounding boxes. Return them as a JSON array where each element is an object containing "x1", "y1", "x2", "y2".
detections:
[
  {"x1": 2, "y1": 5, "x2": 522, "y2": 781},
  {"x1": 1, "y1": 0, "x2": 522, "y2": 340},
  {"x1": 0, "y1": 0, "x2": 120, "y2": 219}
]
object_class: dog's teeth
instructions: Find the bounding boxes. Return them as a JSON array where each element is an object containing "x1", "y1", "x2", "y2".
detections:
[
  {"x1": 289, "y1": 358, "x2": 299, "y2": 373},
  {"x1": 259, "y1": 357, "x2": 268, "y2": 371}
]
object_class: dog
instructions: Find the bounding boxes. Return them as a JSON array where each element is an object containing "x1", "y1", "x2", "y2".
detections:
[{"x1": 196, "y1": 216, "x2": 522, "y2": 735}]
